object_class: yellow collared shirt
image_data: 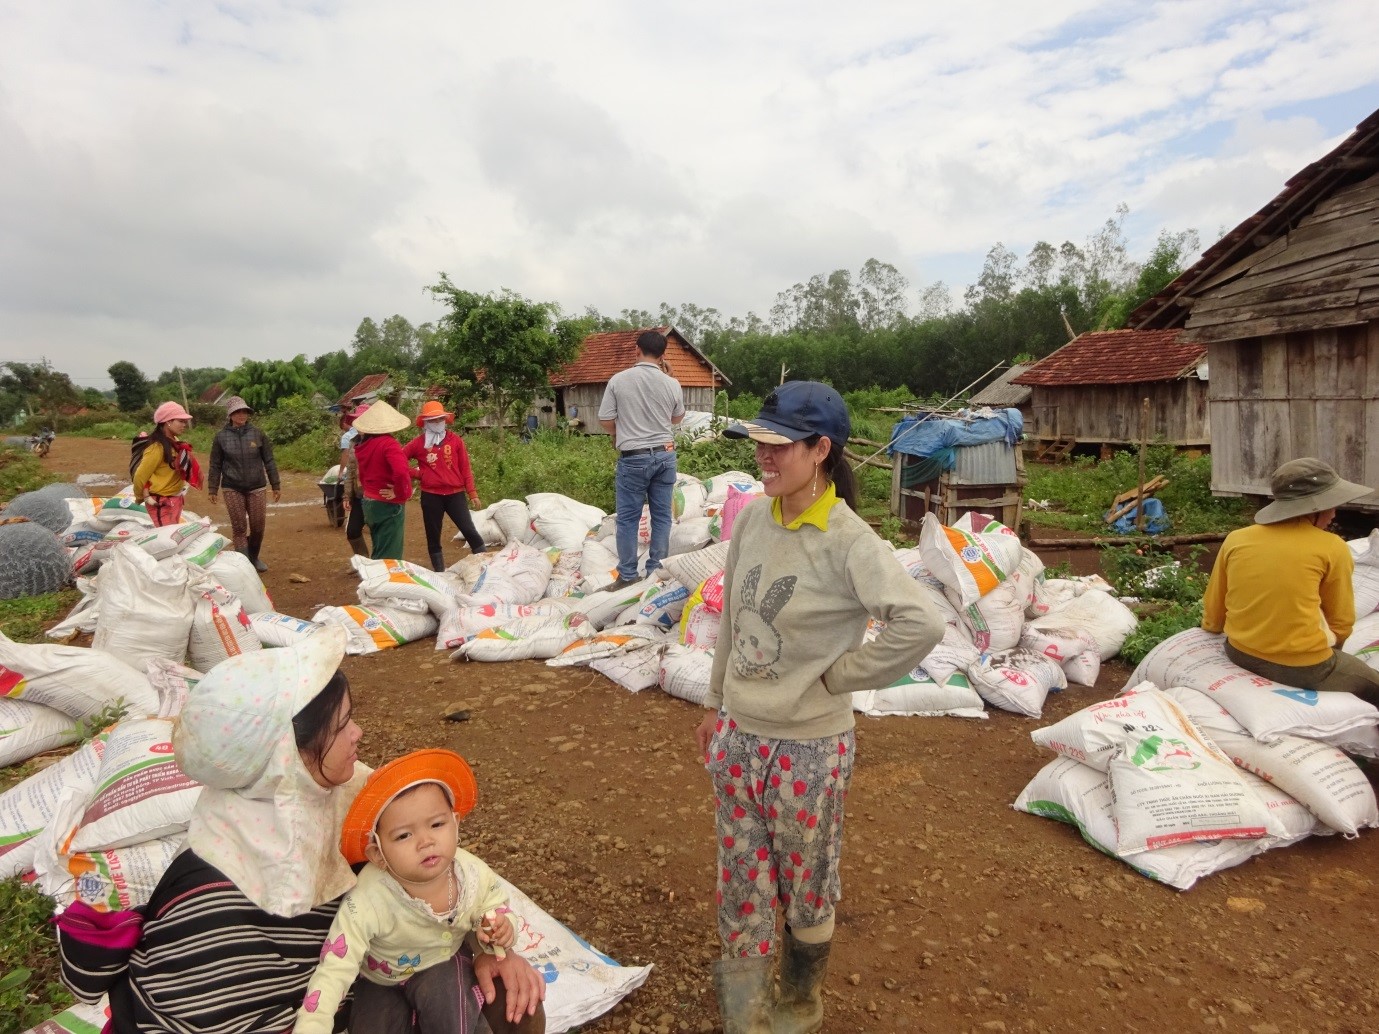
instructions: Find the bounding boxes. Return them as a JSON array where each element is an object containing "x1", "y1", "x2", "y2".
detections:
[{"x1": 772, "y1": 483, "x2": 838, "y2": 530}]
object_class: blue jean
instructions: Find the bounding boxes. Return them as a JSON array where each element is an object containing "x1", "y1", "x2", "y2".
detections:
[{"x1": 615, "y1": 450, "x2": 676, "y2": 580}]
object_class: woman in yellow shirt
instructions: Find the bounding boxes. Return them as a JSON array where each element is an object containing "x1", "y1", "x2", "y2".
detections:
[
  {"x1": 131, "y1": 401, "x2": 202, "y2": 526},
  {"x1": 1201, "y1": 457, "x2": 1379, "y2": 705}
]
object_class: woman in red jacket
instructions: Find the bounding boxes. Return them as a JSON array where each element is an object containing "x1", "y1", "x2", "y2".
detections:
[
  {"x1": 349, "y1": 401, "x2": 414, "y2": 561},
  {"x1": 403, "y1": 401, "x2": 488, "y2": 571}
]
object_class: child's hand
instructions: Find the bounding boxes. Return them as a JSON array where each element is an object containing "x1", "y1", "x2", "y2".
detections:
[{"x1": 479, "y1": 909, "x2": 515, "y2": 956}]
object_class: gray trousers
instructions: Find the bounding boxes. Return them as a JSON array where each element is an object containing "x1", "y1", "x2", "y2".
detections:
[
  {"x1": 1225, "y1": 641, "x2": 1379, "y2": 709},
  {"x1": 349, "y1": 951, "x2": 545, "y2": 1034}
]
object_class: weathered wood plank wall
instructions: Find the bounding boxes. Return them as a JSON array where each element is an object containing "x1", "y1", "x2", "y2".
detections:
[{"x1": 1025, "y1": 379, "x2": 1209, "y2": 445}]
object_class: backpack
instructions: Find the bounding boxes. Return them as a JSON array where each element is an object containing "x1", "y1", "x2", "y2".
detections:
[{"x1": 129, "y1": 432, "x2": 157, "y2": 483}]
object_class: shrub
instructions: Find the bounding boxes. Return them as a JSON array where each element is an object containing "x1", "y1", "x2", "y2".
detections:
[
  {"x1": 0, "y1": 877, "x2": 71, "y2": 1033},
  {"x1": 0, "y1": 447, "x2": 59, "y2": 501},
  {"x1": 0, "y1": 589, "x2": 80, "y2": 642},
  {"x1": 259, "y1": 395, "x2": 333, "y2": 445}
]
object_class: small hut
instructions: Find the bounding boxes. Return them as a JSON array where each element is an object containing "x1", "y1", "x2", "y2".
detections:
[
  {"x1": 549, "y1": 327, "x2": 730, "y2": 431},
  {"x1": 888, "y1": 410, "x2": 1026, "y2": 531},
  {"x1": 1131, "y1": 106, "x2": 1379, "y2": 509},
  {"x1": 1012, "y1": 330, "x2": 1208, "y2": 457},
  {"x1": 969, "y1": 364, "x2": 1033, "y2": 425}
]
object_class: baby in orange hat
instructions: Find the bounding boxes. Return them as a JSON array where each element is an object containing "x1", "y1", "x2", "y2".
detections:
[{"x1": 295, "y1": 749, "x2": 546, "y2": 1033}]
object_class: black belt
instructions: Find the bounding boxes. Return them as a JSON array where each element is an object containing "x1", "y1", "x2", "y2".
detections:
[{"x1": 620, "y1": 446, "x2": 671, "y2": 457}]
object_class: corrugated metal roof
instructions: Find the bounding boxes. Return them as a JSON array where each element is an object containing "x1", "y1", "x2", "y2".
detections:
[
  {"x1": 951, "y1": 440, "x2": 1018, "y2": 485},
  {"x1": 969, "y1": 365, "x2": 1033, "y2": 407},
  {"x1": 1012, "y1": 330, "x2": 1204, "y2": 386},
  {"x1": 1131, "y1": 105, "x2": 1379, "y2": 330},
  {"x1": 549, "y1": 327, "x2": 729, "y2": 389}
]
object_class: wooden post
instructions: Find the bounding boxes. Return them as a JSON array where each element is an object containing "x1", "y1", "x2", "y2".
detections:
[{"x1": 1136, "y1": 397, "x2": 1149, "y2": 532}]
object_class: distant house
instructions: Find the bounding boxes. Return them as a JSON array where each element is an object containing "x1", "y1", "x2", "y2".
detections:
[
  {"x1": 199, "y1": 383, "x2": 228, "y2": 405},
  {"x1": 337, "y1": 373, "x2": 394, "y2": 412},
  {"x1": 1012, "y1": 330, "x2": 1208, "y2": 451},
  {"x1": 549, "y1": 327, "x2": 730, "y2": 432},
  {"x1": 969, "y1": 364, "x2": 1033, "y2": 424},
  {"x1": 1131, "y1": 106, "x2": 1379, "y2": 508}
]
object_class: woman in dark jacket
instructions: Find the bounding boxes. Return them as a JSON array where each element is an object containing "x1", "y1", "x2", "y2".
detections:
[{"x1": 208, "y1": 396, "x2": 281, "y2": 572}]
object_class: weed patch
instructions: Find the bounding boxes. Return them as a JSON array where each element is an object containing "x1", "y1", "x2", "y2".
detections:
[
  {"x1": 0, "y1": 877, "x2": 71, "y2": 1034},
  {"x1": 0, "y1": 447, "x2": 60, "y2": 501},
  {"x1": 0, "y1": 590, "x2": 79, "y2": 644}
]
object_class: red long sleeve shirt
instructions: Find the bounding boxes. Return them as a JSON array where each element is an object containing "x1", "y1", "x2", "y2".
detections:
[
  {"x1": 402, "y1": 431, "x2": 477, "y2": 497},
  {"x1": 354, "y1": 435, "x2": 414, "y2": 503}
]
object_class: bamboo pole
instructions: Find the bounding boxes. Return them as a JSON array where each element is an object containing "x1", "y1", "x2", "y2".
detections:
[
  {"x1": 1026, "y1": 531, "x2": 1228, "y2": 549},
  {"x1": 1136, "y1": 397, "x2": 1150, "y2": 532}
]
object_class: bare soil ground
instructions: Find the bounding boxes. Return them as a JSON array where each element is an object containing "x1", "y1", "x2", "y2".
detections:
[{"x1": 39, "y1": 438, "x2": 1379, "y2": 1034}]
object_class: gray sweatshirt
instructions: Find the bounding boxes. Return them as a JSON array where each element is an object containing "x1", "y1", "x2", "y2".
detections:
[{"x1": 706, "y1": 497, "x2": 946, "y2": 739}]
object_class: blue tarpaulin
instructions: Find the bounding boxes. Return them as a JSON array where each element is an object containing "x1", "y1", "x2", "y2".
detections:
[{"x1": 888, "y1": 409, "x2": 1024, "y2": 462}]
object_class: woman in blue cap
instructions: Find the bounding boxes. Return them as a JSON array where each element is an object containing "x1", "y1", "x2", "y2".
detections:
[{"x1": 694, "y1": 381, "x2": 944, "y2": 1034}]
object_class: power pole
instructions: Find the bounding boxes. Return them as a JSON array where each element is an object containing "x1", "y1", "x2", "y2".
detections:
[{"x1": 177, "y1": 368, "x2": 190, "y2": 412}]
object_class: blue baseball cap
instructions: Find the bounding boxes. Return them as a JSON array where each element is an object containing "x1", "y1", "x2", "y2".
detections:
[{"x1": 726, "y1": 381, "x2": 850, "y2": 449}]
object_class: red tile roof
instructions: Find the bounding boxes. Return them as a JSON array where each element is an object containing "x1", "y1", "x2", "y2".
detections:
[
  {"x1": 550, "y1": 327, "x2": 728, "y2": 389},
  {"x1": 1012, "y1": 330, "x2": 1204, "y2": 386},
  {"x1": 338, "y1": 373, "x2": 391, "y2": 407}
]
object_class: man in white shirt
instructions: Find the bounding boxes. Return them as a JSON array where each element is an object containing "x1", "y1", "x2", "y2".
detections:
[{"x1": 598, "y1": 330, "x2": 686, "y2": 589}]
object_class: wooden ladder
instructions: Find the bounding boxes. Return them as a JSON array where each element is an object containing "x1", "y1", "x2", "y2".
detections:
[{"x1": 1035, "y1": 436, "x2": 1077, "y2": 462}]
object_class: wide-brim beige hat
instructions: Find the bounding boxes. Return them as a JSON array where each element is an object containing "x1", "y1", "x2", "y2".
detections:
[
  {"x1": 1255, "y1": 457, "x2": 1373, "y2": 524},
  {"x1": 350, "y1": 399, "x2": 410, "y2": 435}
]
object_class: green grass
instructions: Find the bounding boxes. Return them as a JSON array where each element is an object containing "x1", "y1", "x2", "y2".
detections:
[
  {"x1": 0, "y1": 878, "x2": 71, "y2": 1034},
  {"x1": 0, "y1": 590, "x2": 79, "y2": 645},
  {"x1": 0, "y1": 446, "x2": 60, "y2": 500},
  {"x1": 1026, "y1": 446, "x2": 1249, "y2": 535}
]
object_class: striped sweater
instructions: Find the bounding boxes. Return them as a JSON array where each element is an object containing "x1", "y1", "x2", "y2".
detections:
[{"x1": 61, "y1": 850, "x2": 341, "y2": 1034}]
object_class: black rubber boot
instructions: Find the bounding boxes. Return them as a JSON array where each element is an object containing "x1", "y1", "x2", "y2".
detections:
[
  {"x1": 347, "y1": 535, "x2": 369, "y2": 556},
  {"x1": 429, "y1": 550, "x2": 446, "y2": 573},
  {"x1": 771, "y1": 929, "x2": 831, "y2": 1034},
  {"x1": 712, "y1": 955, "x2": 774, "y2": 1034},
  {"x1": 247, "y1": 534, "x2": 268, "y2": 573}
]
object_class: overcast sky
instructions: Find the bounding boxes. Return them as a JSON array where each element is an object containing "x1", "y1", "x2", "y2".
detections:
[{"x1": 1, "y1": 1, "x2": 1376, "y2": 390}]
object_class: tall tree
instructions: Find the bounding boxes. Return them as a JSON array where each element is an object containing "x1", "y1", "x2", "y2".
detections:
[
  {"x1": 219, "y1": 356, "x2": 321, "y2": 412},
  {"x1": 108, "y1": 361, "x2": 150, "y2": 411},
  {"x1": 428, "y1": 276, "x2": 590, "y2": 430},
  {"x1": 0, "y1": 360, "x2": 79, "y2": 423}
]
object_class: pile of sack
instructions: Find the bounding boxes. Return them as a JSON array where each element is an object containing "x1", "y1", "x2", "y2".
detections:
[
  {"x1": 1016, "y1": 628, "x2": 1379, "y2": 889},
  {"x1": 277, "y1": 469, "x2": 1140, "y2": 721}
]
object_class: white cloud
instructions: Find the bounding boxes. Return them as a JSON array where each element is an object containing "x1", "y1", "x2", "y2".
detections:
[{"x1": 1, "y1": 0, "x2": 1377, "y2": 387}]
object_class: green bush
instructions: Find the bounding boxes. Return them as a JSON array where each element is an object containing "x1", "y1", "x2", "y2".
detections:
[
  {"x1": 1120, "y1": 601, "x2": 1204, "y2": 666},
  {"x1": 1100, "y1": 543, "x2": 1209, "y2": 605},
  {"x1": 259, "y1": 395, "x2": 333, "y2": 445}
]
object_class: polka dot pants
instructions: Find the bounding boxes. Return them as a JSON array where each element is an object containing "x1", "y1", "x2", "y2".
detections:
[{"x1": 704, "y1": 713, "x2": 854, "y2": 958}]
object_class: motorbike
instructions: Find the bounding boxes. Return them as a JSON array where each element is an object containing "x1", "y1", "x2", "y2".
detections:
[{"x1": 29, "y1": 428, "x2": 55, "y2": 457}]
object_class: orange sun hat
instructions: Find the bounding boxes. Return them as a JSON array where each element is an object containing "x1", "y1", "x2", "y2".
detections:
[
  {"x1": 340, "y1": 749, "x2": 478, "y2": 865},
  {"x1": 416, "y1": 400, "x2": 455, "y2": 427}
]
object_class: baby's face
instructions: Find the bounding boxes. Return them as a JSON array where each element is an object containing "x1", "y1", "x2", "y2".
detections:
[{"x1": 373, "y1": 783, "x2": 459, "y2": 884}]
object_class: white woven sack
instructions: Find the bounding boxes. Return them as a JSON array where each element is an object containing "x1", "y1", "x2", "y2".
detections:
[
  {"x1": 853, "y1": 670, "x2": 986, "y2": 719},
  {"x1": 1108, "y1": 734, "x2": 1281, "y2": 857},
  {"x1": 188, "y1": 587, "x2": 262, "y2": 671},
  {"x1": 1342, "y1": 611, "x2": 1379, "y2": 670},
  {"x1": 0, "y1": 735, "x2": 105, "y2": 879},
  {"x1": 58, "y1": 717, "x2": 202, "y2": 852},
  {"x1": 249, "y1": 612, "x2": 325, "y2": 648},
  {"x1": 45, "y1": 577, "x2": 99, "y2": 640},
  {"x1": 312, "y1": 605, "x2": 439, "y2": 655},
  {"x1": 1062, "y1": 650, "x2": 1102, "y2": 687},
  {"x1": 1130, "y1": 628, "x2": 1379, "y2": 748},
  {"x1": 203, "y1": 549, "x2": 273, "y2": 614},
  {"x1": 669, "y1": 517, "x2": 714, "y2": 556},
  {"x1": 0, "y1": 633, "x2": 157, "y2": 719},
  {"x1": 1164, "y1": 685, "x2": 1378, "y2": 837},
  {"x1": 577, "y1": 537, "x2": 622, "y2": 592},
  {"x1": 178, "y1": 532, "x2": 230, "y2": 568},
  {"x1": 590, "y1": 641, "x2": 665, "y2": 693},
  {"x1": 1352, "y1": 529, "x2": 1379, "y2": 616},
  {"x1": 0, "y1": 698, "x2": 78, "y2": 767},
  {"x1": 700, "y1": 470, "x2": 760, "y2": 506},
  {"x1": 93, "y1": 545, "x2": 193, "y2": 671},
  {"x1": 547, "y1": 625, "x2": 668, "y2": 666},
  {"x1": 437, "y1": 601, "x2": 576, "y2": 651},
  {"x1": 1028, "y1": 574, "x2": 1115, "y2": 619},
  {"x1": 460, "y1": 506, "x2": 505, "y2": 549},
  {"x1": 32, "y1": 808, "x2": 184, "y2": 912},
  {"x1": 527, "y1": 493, "x2": 606, "y2": 551},
  {"x1": 450, "y1": 614, "x2": 586, "y2": 662},
  {"x1": 659, "y1": 643, "x2": 715, "y2": 707},
  {"x1": 968, "y1": 648, "x2": 1067, "y2": 718},
  {"x1": 545, "y1": 547, "x2": 584, "y2": 599},
  {"x1": 915, "y1": 625, "x2": 981, "y2": 684},
  {"x1": 1033, "y1": 683, "x2": 1199, "y2": 771},
  {"x1": 464, "y1": 541, "x2": 553, "y2": 606},
  {"x1": 672, "y1": 475, "x2": 709, "y2": 520},
  {"x1": 659, "y1": 540, "x2": 729, "y2": 590},
  {"x1": 951, "y1": 579, "x2": 1024, "y2": 653},
  {"x1": 127, "y1": 517, "x2": 212, "y2": 560},
  {"x1": 1029, "y1": 589, "x2": 1137, "y2": 661},
  {"x1": 614, "y1": 581, "x2": 691, "y2": 630},
  {"x1": 144, "y1": 658, "x2": 203, "y2": 718},
  {"x1": 570, "y1": 577, "x2": 660, "y2": 631},
  {"x1": 354, "y1": 557, "x2": 462, "y2": 618},
  {"x1": 490, "y1": 499, "x2": 543, "y2": 546},
  {"x1": 1014, "y1": 756, "x2": 1312, "y2": 891}
]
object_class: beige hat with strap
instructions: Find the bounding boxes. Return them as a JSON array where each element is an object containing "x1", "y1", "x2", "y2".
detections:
[
  {"x1": 350, "y1": 399, "x2": 410, "y2": 435},
  {"x1": 1254, "y1": 457, "x2": 1372, "y2": 524}
]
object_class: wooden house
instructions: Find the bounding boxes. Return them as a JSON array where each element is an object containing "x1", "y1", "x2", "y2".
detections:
[
  {"x1": 1131, "y1": 107, "x2": 1379, "y2": 508},
  {"x1": 549, "y1": 326, "x2": 730, "y2": 432},
  {"x1": 969, "y1": 363, "x2": 1033, "y2": 424},
  {"x1": 1012, "y1": 330, "x2": 1209, "y2": 454}
]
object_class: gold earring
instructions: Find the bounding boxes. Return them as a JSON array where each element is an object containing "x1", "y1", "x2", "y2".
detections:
[{"x1": 812, "y1": 465, "x2": 821, "y2": 498}]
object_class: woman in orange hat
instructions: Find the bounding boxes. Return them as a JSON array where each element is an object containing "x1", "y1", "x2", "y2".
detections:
[
  {"x1": 403, "y1": 399, "x2": 489, "y2": 571},
  {"x1": 295, "y1": 749, "x2": 546, "y2": 1034},
  {"x1": 131, "y1": 400, "x2": 203, "y2": 526}
]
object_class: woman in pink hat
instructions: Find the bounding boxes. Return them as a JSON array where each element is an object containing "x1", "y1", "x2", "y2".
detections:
[
  {"x1": 402, "y1": 400, "x2": 488, "y2": 571},
  {"x1": 131, "y1": 401, "x2": 202, "y2": 526}
]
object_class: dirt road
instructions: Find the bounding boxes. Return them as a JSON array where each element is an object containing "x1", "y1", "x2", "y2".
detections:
[{"x1": 38, "y1": 438, "x2": 1379, "y2": 1033}]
